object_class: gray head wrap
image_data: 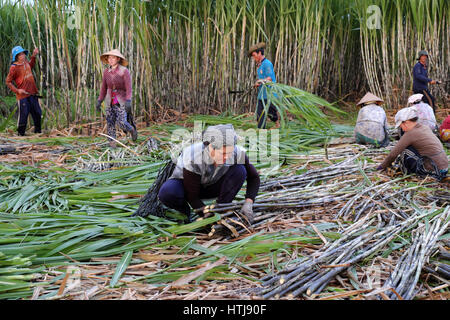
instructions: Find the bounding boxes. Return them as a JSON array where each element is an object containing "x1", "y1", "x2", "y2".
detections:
[{"x1": 202, "y1": 124, "x2": 237, "y2": 149}]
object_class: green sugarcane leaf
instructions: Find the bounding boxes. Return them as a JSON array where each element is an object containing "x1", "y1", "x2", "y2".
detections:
[{"x1": 110, "y1": 250, "x2": 133, "y2": 288}]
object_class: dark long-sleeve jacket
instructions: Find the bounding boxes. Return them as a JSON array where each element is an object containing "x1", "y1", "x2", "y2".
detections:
[
  {"x1": 413, "y1": 62, "x2": 431, "y2": 92},
  {"x1": 170, "y1": 143, "x2": 260, "y2": 210}
]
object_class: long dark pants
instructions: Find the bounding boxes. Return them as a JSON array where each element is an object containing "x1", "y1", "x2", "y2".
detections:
[
  {"x1": 18, "y1": 95, "x2": 42, "y2": 136},
  {"x1": 414, "y1": 88, "x2": 436, "y2": 113},
  {"x1": 158, "y1": 164, "x2": 247, "y2": 216},
  {"x1": 257, "y1": 99, "x2": 278, "y2": 129},
  {"x1": 399, "y1": 146, "x2": 447, "y2": 180}
]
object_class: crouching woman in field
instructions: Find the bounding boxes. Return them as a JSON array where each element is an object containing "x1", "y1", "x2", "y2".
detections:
[
  {"x1": 354, "y1": 93, "x2": 390, "y2": 148},
  {"x1": 377, "y1": 107, "x2": 448, "y2": 181},
  {"x1": 158, "y1": 124, "x2": 260, "y2": 223}
]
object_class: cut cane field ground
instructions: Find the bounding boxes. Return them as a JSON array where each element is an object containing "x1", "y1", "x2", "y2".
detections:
[
  {"x1": 0, "y1": 0, "x2": 449, "y2": 301},
  {"x1": 0, "y1": 111, "x2": 449, "y2": 300},
  {"x1": 0, "y1": 0, "x2": 449, "y2": 127}
]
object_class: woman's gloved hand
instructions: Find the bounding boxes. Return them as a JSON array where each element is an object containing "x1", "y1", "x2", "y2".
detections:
[{"x1": 241, "y1": 200, "x2": 254, "y2": 224}]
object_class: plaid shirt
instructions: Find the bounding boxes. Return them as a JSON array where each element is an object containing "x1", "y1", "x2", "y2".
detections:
[{"x1": 98, "y1": 65, "x2": 132, "y2": 106}]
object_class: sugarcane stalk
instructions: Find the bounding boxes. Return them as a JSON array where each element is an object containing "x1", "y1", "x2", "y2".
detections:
[{"x1": 376, "y1": 207, "x2": 450, "y2": 300}]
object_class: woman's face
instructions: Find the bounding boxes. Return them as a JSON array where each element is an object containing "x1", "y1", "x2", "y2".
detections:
[
  {"x1": 16, "y1": 52, "x2": 26, "y2": 63},
  {"x1": 209, "y1": 145, "x2": 235, "y2": 165},
  {"x1": 251, "y1": 51, "x2": 263, "y2": 64},
  {"x1": 108, "y1": 55, "x2": 120, "y2": 67},
  {"x1": 419, "y1": 55, "x2": 428, "y2": 64}
]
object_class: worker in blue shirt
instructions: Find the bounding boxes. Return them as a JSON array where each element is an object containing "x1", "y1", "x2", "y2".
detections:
[
  {"x1": 248, "y1": 42, "x2": 280, "y2": 129},
  {"x1": 413, "y1": 50, "x2": 439, "y2": 113}
]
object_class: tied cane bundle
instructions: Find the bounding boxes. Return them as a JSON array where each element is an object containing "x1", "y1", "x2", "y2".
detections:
[{"x1": 133, "y1": 160, "x2": 176, "y2": 217}]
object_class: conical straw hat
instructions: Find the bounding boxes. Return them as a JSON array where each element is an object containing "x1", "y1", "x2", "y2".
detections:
[
  {"x1": 100, "y1": 49, "x2": 128, "y2": 67},
  {"x1": 356, "y1": 92, "x2": 384, "y2": 106},
  {"x1": 248, "y1": 42, "x2": 266, "y2": 57}
]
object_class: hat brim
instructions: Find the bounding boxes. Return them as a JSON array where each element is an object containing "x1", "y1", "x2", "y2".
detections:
[
  {"x1": 12, "y1": 49, "x2": 28, "y2": 62},
  {"x1": 357, "y1": 100, "x2": 382, "y2": 107},
  {"x1": 100, "y1": 53, "x2": 128, "y2": 67},
  {"x1": 356, "y1": 93, "x2": 384, "y2": 106},
  {"x1": 248, "y1": 42, "x2": 266, "y2": 57}
]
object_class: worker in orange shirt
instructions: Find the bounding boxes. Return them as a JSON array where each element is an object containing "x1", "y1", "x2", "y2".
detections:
[{"x1": 5, "y1": 46, "x2": 42, "y2": 136}]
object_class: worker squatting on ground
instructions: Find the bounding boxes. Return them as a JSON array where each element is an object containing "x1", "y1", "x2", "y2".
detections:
[
  {"x1": 96, "y1": 49, "x2": 137, "y2": 148},
  {"x1": 5, "y1": 46, "x2": 41, "y2": 136},
  {"x1": 377, "y1": 107, "x2": 448, "y2": 181},
  {"x1": 248, "y1": 42, "x2": 280, "y2": 129},
  {"x1": 158, "y1": 124, "x2": 260, "y2": 223},
  {"x1": 406, "y1": 93, "x2": 437, "y2": 132},
  {"x1": 413, "y1": 50, "x2": 439, "y2": 113},
  {"x1": 354, "y1": 92, "x2": 389, "y2": 147}
]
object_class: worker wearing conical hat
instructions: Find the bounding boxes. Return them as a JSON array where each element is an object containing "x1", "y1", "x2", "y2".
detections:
[
  {"x1": 96, "y1": 49, "x2": 137, "y2": 148},
  {"x1": 248, "y1": 42, "x2": 280, "y2": 129},
  {"x1": 413, "y1": 50, "x2": 439, "y2": 113},
  {"x1": 354, "y1": 92, "x2": 390, "y2": 147}
]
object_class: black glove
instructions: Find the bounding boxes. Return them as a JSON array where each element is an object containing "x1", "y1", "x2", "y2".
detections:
[
  {"x1": 125, "y1": 100, "x2": 132, "y2": 114},
  {"x1": 96, "y1": 100, "x2": 102, "y2": 111}
]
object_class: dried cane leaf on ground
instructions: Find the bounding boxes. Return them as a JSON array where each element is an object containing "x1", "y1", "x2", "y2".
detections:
[{"x1": 0, "y1": 115, "x2": 448, "y2": 300}]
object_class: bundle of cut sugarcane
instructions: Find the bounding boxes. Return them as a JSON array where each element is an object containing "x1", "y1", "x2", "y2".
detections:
[
  {"x1": 202, "y1": 176, "x2": 363, "y2": 238},
  {"x1": 133, "y1": 160, "x2": 176, "y2": 218},
  {"x1": 260, "y1": 156, "x2": 364, "y2": 191},
  {"x1": 335, "y1": 177, "x2": 420, "y2": 221},
  {"x1": 73, "y1": 147, "x2": 143, "y2": 172},
  {"x1": 258, "y1": 209, "x2": 438, "y2": 299},
  {"x1": 0, "y1": 144, "x2": 17, "y2": 155},
  {"x1": 203, "y1": 157, "x2": 377, "y2": 237},
  {"x1": 376, "y1": 207, "x2": 450, "y2": 300},
  {"x1": 423, "y1": 247, "x2": 450, "y2": 280}
]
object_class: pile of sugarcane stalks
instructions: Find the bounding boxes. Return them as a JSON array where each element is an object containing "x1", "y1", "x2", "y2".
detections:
[
  {"x1": 258, "y1": 207, "x2": 448, "y2": 299},
  {"x1": 424, "y1": 246, "x2": 450, "y2": 280},
  {"x1": 202, "y1": 151, "x2": 447, "y2": 239},
  {"x1": 73, "y1": 146, "x2": 144, "y2": 172},
  {"x1": 376, "y1": 207, "x2": 450, "y2": 300},
  {"x1": 0, "y1": 144, "x2": 16, "y2": 155},
  {"x1": 202, "y1": 157, "x2": 366, "y2": 238}
]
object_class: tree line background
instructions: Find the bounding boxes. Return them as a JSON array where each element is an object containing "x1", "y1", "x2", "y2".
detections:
[{"x1": 0, "y1": 0, "x2": 448, "y2": 129}]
